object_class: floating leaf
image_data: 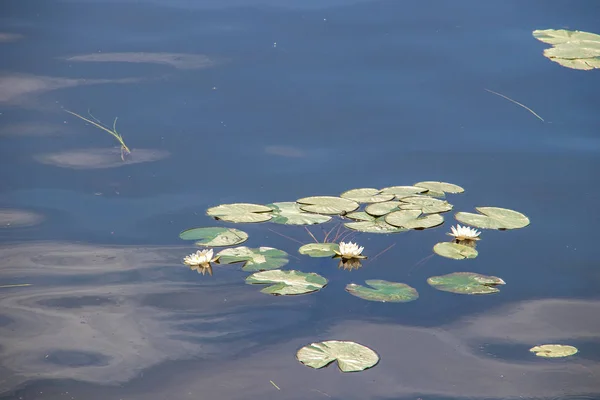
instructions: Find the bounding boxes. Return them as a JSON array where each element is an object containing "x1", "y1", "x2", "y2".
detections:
[
  {"x1": 380, "y1": 186, "x2": 426, "y2": 198},
  {"x1": 365, "y1": 201, "x2": 401, "y2": 217},
  {"x1": 433, "y1": 242, "x2": 478, "y2": 260},
  {"x1": 399, "y1": 196, "x2": 453, "y2": 214},
  {"x1": 414, "y1": 181, "x2": 464, "y2": 194},
  {"x1": 296, "y1": 340, "x2": 379, "y2": 372},
  {"x1": 246, "y1": 269, "x2": 328, "y2": 295},
  {"x1": 344, "y1": 217, "x2": 408, "y2": 234},
  {"x1": 455, "y1": 207, "x2": 530, "y2": 230},
  {"x1": 529, "y1": 344, "x2": 578, "y2": 358},
  {"x1": 427, "y1": 272, "x2": 505, "y2": 295},
  {"x1": 340, "y1": 188, "x2": 394, "y2": 203},
  {"x1": 296, "y1": 196, "x2": 359, "y2": 215},
  {"x1": 346, "y1": 280, "x2": 418, "y2": 302},
  {"x1": 385, "y1": 210, "x2": 444, "y2": 229},
  {"x1": 178, "y1": 227, "x2": 248, "y2": 247},
  {"x1": 533, "y1": 29, "x2": 600, "y2": 70},
  {"x1": 345, "y1": 211, "x2": 374, "y2": 221},
  {"x1": 206, "y1": 203, "x2": 272, "y2": 223},
  {"x1": 267, "y1": 202, "x2": 331, "y2": 225},
  {"x1": 216, "y1": 246, "x2": 288, "y2": 271},
  {"x1": 299, "y1": 243, "x2": 339, "y2": 257}
]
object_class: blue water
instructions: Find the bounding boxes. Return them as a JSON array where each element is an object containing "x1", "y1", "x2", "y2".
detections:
[{"x1": 1, "y1": 0, "x2": 599, "y2": 399}]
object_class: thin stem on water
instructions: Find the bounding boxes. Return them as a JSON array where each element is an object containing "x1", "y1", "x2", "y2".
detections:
[
  {"x1": 304, "y1": 226, "x2": 319, "y2": 243},
  {"x1": 65, "y1": 109, "x2": 132, "y2": 155},
  {"x1": 484, "y1": 88, "x2": 545, "y2": 122}
]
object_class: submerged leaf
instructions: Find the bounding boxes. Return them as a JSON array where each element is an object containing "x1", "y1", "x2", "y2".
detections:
[
  {"x1": 178, "y1": 227, "x2": 248, "y2": 247},
  {"x1": 529, "y1": 344, "x2": 578, "y2": 358},
  {"x1": 296, "y1": 340, "x2": 379, "y2": 372},
  {"x1": 433, "y1": 242, "x2": 478, "y2": 260},
  {"x1": 427, "y1": 272, "x2": 505, "y2": 294},
  {"x1": 246, "y1": 269, "x2": 328, "y2": 295},
  {"x1": 206, "y1": 203, "x2": 272, "y2": 223},
  {"x1": 399, "y1": 196, "x2": 453, "y2": 214},
  {"x1": 346, "y1": 280, "x2": 418, "y2": 302},
  {"x1": 344, "y1": 217, "x2": 407, "y2": 233},
  {"x1": 267, "y1": 202, "x2": 331, "y2": 225},
  {"x1": 455, "y1": 207, "x2": 530, "y2": 230},
  {"x1": 296, "y1": 196, "x2": 359, "y2": 215},
  {"x1": 340, "y1": 188, "x2": 394, "y2": 203},
  {"x1": 365, "y1": 201, "x2": 401, "y2": 217},
  {"x1": 216, "y1": 246, "x2": 288, "y2": 271},
  {"x1": 299, "y1": 243, "x2": 340, "y2": 257},
  {"x1": 385, "y1": 210, "x2": 444, "y2": 229},
  {"x1": 533, "y1": 29, "x2": 600, "y2": 70},
  {"x1": 414, "y1": 181, "x2": 464, "y2": 194}
]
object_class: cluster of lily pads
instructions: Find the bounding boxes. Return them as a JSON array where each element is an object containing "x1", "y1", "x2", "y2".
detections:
[{"x1": 178, "y1": 182, "x2": 574, "y2": 371}]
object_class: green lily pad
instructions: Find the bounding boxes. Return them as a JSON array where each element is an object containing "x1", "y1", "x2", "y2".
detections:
[
  {"x1": 533, "y1": 29, "x2": 600, "y2": 70},
  {"x1": 455, "y1": 207, "x2": 530, "y2": 230},
  {"x1": 399, "y1": 196, "x2": 453, "y2": 214},
  {"x1": 380, "y1": 186, "x2": 427, "y2": 198},
  {"x1": 345, "y1": 211, "x2": 375, "y2": 221},
  {"x1": 296, "y1": 196, "x2": 359, "y2": 215},
  {"x1": 245, "y1": 269, "x2": 328, "y2": 295},
  {"x1": 344, "y1": 217, "x2": 408, "y2": 233},
  {"x1": 385, "y1": 210, "x2": 444, "y2": 229},
  {"x1": 346, "y1": 280, "x2": 418, "y2": 302},
  {"x1": 414, "y1": 181, "x2": 464, "y2": 194},
  {"x1": 365, "y1": 201, "x2": 401, "y2": 217},
  {"x1": 206, "y1": 203, "x2": 272, "y2": 223},
  {"x1": 296, "y1": 340, "x2": 379, "y2": 372},
  {"x1": 299, "y1": 243, "x2": 340, "y2": 257},
  {"x1": 216, "y1": 246, "x2": 288, "y2": 271},
  {"x1": 340, "y1": 188, "x2": 395, "y2": 203},
  {"x1": 427, "y1": 272, "x2": 505, "y2": 295},
  {"x1": 529, "y1": 344, "x2": 578, "y2": 358},
  {"x1": 433, "y1": 242, "x2": 478, "y2": 260},
  {"x1": 267, "y1": 202, "x2": 332, "y2": 225},
  {"x1": 178, "y1": 227, "x2": 248, "y2": 247}
]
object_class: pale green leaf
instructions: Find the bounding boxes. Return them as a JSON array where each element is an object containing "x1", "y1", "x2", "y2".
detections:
[
  {"x1": 296, "y1": 340, "x2": 379, "y2": 372},
  {"x1": 433, "y1": 242, "x2": 478, "y2": 260},
  {"x1": 385, "y1": 210, "x2": 444, "y2": 229},
  {"x1": 365, "y1": 201, "x2": 401, "y2": 217},
  {"x1": 340, "y1": 188, "x2": 394, "y2": 203},
  {"x1": 379, "y1": 186, "x2": 426, "y2": 198},
  {"x1": 216, "y1": 246, "x2": 288, "y2": 271},
  {"x1": 346, "y1": 280, "x2": 418, "y2": 302},
  {"x1": 454, "y1": 207, "x2": 530, "y2": 230},
  {"x1": 267, "y1": 202, "x2": 331, "y2": 225},
  {"x1": 344, "y1": 217, "x2": 408, "y2": 233},
  {"x1": 399, "y1": 196, "x2": 453, "y2": 214},
  {"x1": 299, "y1": 243, "x2": 340, "y2": 257},
  {"x1": 427, "y1": 272, "x2": 505, "y2": 295},
  {"x1": 246, "y1": 269, "x2": 328, "y2": 295},
  {"x1": 529, "y1": 344, "x2": 578, "y2": 358},
  {"x1": 206, "y1": 203, "x2": 272, "y2": 223},
  {"x1": 296, "y1": 196, "x2": 359, "y2": 215},
  {"x1": 178, "y1": 227, "x2": 248, "y2": 247},
  {"x1": 414, "y1": 181, "x2": 464, "y2": 194}
]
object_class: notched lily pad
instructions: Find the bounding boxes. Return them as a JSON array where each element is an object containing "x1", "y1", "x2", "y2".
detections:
[
  {"x1": 178, "y1": 227, "x2": 248, "y2": 247},
  {"x1": 346, "y1": 280, "x2": 418, "y2": 302},
  {"x1": 385, "y1": 210, "x2": 444, "y2": 229},
  {"x1": 296, "y1": 340, "x2": 379, "y2": 372},
  {"x1": 340, "y1": 188, "x2": 394, "y2": 203},
  {"x1": 399, "y1": 196, "x2": 453, "y2": 214},
  {"x1": 267, "y1": 202, "x2": 331, "y2": 225},
  {"x1": 365, "y1": 201, "x2": 401, "y2": 217},
  {"x1": 414, "y1": 181, "x2": 464, "y2": 194},
  {"x1": 299, "y1": 243, "x2": 340, "y2": 257},
  {"x1": 296, "y1": 196, "x2": 359, "y2": 215},
  {"x1": 533, "y1": 29, "x2": 600, "y2": 70},
  {"x1": 206, "y1": 203, "x2": 273, "y2": 223},
  {"x1": 455, "y1": 207, "x2": 530, "y2": 230},
  {"x1": 529, "y1": 344, "x2": 578, "y2": 358},
  {"x1": 344, "y1": 217, "x2": 408, "y2": 234},
  {"x1": 427, "y1": 272, "x2": 505, "y2": 295},
  {"x1": 216, "y1": 246, "x2": 288, "y2": 271},
  {"x1": 433, "y1": 242, "x2": 478, "y2": 260},
  {"x1": 380, "y1": 186, "x2": 427, "y2": 198},
  {"x1": 246, "y1": 269, "x2": 328, "y2": 295}
]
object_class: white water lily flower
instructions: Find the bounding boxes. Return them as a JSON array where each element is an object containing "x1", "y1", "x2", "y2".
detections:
[
  {"x1": 448, "y1": 224, "x2": 481, "y2": 241},
  {"x1": 334, "y1": 241, "x2": 366, "y2": 259},
  {"x1": 183, "y1": 249, "x2": 217, "y2": 267}
]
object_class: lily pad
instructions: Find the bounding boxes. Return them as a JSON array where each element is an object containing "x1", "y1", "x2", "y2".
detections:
[
  {"x1": 365, "y1": 201, "x2": 401, "y2": 217},
  {"x1": 296, "y1": 196, "x2": 359, "y2": 215},
  {"x1": 346, "y1": 280, "x2": 418, "y2": 302},
  {"x1": 178, "y1": 227, "x2": 248, "y2": 247},
  {"x1": 529, "y1": 344, "x2": 578, "y2": 358},
  {"x1": 414, "y1": 181, "x2": 464, "y2": 194},
  {"x1": 455, "y1": 207, "x2": 530, "y2": 230},
  {"x1": 533, "y1": 29, "x2": 600, "y2": 70},
  {"x1": 216, "y1": 246, "x2": 288, "y2": 271},
  {"x1": 340, "y1": 188, "x2": 394, "y2": 203},
  {"x1": 344, "y1": 217, "x2": 408, "y2": 234},
  {"x1": 380, "y1": 186, "x2": 427, "y2": 198},
  {"x1": 245, "y1": 269, "x2": 328, "y2": 295},
  {"x1": 433, "y1": 242, "x2": 478, "y2": 260},
  {"x1": 385, "y1": 210, "x2": 444, "y2": 229},
  {"x1": 206, "y1": 203, "x2": 273, "y2": 223},
  {"x1": 267, "y1": 202, "x2": 331, "y2": 225},
  {"x1": 296, "y1": 340, "x2": 379, "y2": 372},
  {"x1": 345, "y1": 211, "x2": 375, "y2": 221},
  {"x1": 399, "y1": 196, "x2": 453, "y2": 214},
  {"x1": 299, "y1": 243, "x2": 340, "y2": 257},
  {"x1": 427, "y1": 272, "x2": 505, "y2": 295}
]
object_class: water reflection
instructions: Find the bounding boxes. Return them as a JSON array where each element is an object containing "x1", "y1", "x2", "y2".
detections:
[
  {"x1": 0, "y1": 208, "x2": 43, "y2": 228},
  {"x1": 0, "y1": 33, "x2": 23, "y2": 43},
  {"x1": 34, "y1": 147, "x2": 170, "y2": 169},
  {"x1": 65, "y1": 52, "x2": 222, "y2": 70}
]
